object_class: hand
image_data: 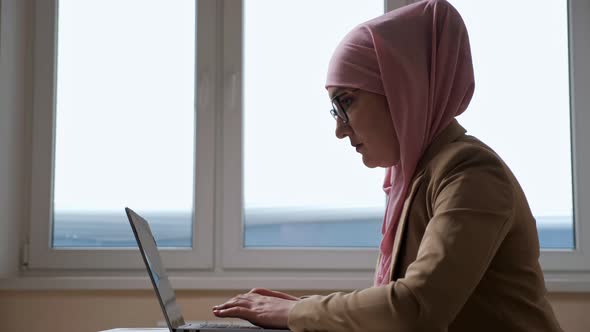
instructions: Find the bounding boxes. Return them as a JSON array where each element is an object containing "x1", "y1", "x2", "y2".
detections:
[
  {"x1": 247, "y1": 288, "x2": 301, "y2": 301},
  {"x1": 212, "y1": 288, "x2": 300, "y2": 329}
]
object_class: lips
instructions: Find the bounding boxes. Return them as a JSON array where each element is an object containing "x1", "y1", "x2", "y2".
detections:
[{"x1": 354, "y1": 143, "x2": 364, "y2": 152}]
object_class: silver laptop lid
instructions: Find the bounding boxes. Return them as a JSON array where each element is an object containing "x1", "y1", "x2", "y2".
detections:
[{"x1": 126, "y1": 207, "x2": 185, "y2": 330}]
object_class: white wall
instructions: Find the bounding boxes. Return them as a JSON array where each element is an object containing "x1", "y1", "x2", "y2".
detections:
[{"x1": 1, "y1": 290, "x2": 590, "y2": 332}]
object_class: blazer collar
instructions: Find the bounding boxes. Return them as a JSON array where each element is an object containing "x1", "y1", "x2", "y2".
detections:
[{"x1": 414, "y1": 119, "x2": 467, "y2": 177}]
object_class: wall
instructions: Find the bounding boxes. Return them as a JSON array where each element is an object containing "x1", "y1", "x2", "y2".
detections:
[
  {"x1": 0, "y1": 0, "x2": 29, "y2": 279},
  {"x1": 0, "y1": 290, "x2": 589, "y2": 332}
]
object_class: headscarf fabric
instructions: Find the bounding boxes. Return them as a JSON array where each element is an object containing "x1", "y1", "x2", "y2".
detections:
[{"x1": 325, "y1": 0, "x2": 475, "y2": 286}]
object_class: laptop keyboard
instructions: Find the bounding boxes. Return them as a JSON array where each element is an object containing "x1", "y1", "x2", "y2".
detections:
[{"x1": 195, "y1": 322, "x2": 262, "y2": 329}]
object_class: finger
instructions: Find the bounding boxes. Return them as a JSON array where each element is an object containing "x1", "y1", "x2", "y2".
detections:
[
  {"x1": 212, "y1": 298, "x2": 250, "y2": 311},
  {"x1": 213, "y1": 306, "x2": 254, "y2": 321}
]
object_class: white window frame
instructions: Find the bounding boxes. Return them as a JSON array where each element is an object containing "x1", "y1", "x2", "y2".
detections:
[
  {"x1": 219, "y1": 0, "x2": 413, "y2": 269},
  {"x1": 9, "y1": 0, "x2": 588, "y2": 291},
  {"x1": 220, "y1": 0, "x2": 393, "y2": 270},
  {"x1": 26, "y1": 0, "x2": 217, "y2": 270},
  {"x1": 539, "y1": 0, "x2": 590, "y2": 281}
]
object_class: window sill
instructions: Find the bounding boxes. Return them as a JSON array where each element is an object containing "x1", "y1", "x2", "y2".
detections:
[{"x1": 1, "y1": 271, "x2": 589, "y2": 292}]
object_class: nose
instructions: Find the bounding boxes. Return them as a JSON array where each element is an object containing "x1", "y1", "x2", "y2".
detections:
[{"x1": 335, "y1": 118, "x2": 351, "y2": 139}]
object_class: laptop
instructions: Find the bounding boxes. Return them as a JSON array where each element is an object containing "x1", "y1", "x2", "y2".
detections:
[{"x1": 125, "y1": 207, "x2": 291, "y2": 332}]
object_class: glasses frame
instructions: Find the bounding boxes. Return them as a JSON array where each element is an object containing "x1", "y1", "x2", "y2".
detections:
[{"x1": 329, "y1": 88, "x2": 359, "y2": 125}]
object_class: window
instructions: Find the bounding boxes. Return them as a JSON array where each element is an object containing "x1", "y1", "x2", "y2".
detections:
[
  {"x1": 450, "y1": 0, "x2": 574, "y2": 249},
  {"x1": 221, "y1": 0, "x2": 386, "y2": 269},
  {"x1": 242, "y1": 0, "x2": 386, "y2": 248},
  {"x1": 53, "y1": 0, "x2": 195, "y2": 248},
  {"x1": 28, "y1": 0, "x2": 214, "y2": 270},
  {"x1": 221, "y1": 0, "x2": 590, "y2": 274},
  {"x1": 23, "y1": 0, "x2": 590, "y2": 288}
]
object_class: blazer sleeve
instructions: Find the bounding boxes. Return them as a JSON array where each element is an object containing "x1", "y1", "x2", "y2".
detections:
[{"x1": 287, "y1": 154, "x2": 515, "y2": 332}]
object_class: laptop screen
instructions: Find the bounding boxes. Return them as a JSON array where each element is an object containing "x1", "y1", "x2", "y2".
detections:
[{"x1": 126, "y1": 208, "x2": 185, "y2": 329}]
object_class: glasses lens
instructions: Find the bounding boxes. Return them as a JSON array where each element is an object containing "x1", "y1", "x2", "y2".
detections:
[
  {"x1": 330, "y1": 108, "x2": 339, "y2": 120},
  {"x1": 331, "y1": 100, "x2": 346, "y2": 122}
]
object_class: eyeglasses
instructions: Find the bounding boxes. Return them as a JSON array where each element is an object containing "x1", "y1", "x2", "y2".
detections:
[{"x1": 329, "y1": 89, "x2": 358, "y2": 125}]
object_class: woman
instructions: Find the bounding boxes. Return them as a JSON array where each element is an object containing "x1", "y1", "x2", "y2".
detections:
[{"x1": 213, "y1": 0, "x2": 563, "y2": 331}]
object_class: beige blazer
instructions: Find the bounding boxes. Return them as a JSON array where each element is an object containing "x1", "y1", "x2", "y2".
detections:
[{"x1": 287, "y1": 120, "x2": 563, "y2": 332}]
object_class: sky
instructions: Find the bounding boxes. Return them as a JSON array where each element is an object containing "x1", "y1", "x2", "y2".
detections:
[{"x1": 53, "y1": 0, "x2": 573, "y2": 222}]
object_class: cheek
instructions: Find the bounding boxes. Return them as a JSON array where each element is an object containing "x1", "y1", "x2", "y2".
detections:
[{"x1": 363, "y1": 119, "x2": 399, "y2": 165}]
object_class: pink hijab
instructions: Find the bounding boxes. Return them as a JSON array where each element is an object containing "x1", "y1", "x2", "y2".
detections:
[{"x1": 326, "y1": 0, "x2": 475, "y2": 286}]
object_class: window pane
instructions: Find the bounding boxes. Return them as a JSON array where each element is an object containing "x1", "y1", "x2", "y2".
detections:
[
  {"x1": 244, "y1": 0, "x2": 574, "y2": 249},
  {"x1": 53, "y1": 0, "x2": 195, "y2": 247},
  {"x1": 450, "y1": 0, "x2": 574, "y2": 249},
  {"x1": 243, "y1": 0, "x2": 385, "y2": 247}
]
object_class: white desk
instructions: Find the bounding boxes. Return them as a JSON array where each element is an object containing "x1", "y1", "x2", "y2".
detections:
[
  {"x1": 100, "y1": 327, "x2": 170, "y2": 332},
  {"x1": 100, "y1": 329, "x2": 168, "y2": 332},
  {"x1": 101, "y1": 320, "x2": 260, "y2": 331}
]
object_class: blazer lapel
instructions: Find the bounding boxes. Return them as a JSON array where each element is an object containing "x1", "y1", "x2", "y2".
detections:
[
  {"x1": 388, "y1": 119, "x2": 468, "y2": 280},
  {"x1": 388, "y1": 173, "x2": 425, "y2": 280}
]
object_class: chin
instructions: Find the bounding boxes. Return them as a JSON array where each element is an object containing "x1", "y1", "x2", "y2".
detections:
[
  {"x1": 361, "y1": 155, "x2": 380, "y2": 168},
  {"x1": 362, "y1": 155, "x2": 397, "y2": 168}
]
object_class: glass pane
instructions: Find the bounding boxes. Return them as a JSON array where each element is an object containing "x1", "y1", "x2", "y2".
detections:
[
  {"x1": 244, "y1": 1, "x2": 574, "y2": 249},
  {"x1": 450, "y1": 0, "x2": 574, "y2": 249},
  {"x1": 243, "y1": 0, "x2": 385, "y2": 247},
  {"x1": 53, "y1": 0, "x2": 195, "y2": 248}
]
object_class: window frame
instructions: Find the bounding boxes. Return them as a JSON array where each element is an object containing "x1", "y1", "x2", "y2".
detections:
[
  {"x1": 538, "y1": 0, "x2": 590, "y2": 273},
  {"x1": 26, "y1": 0, "x2": 217, "y2": 270},
  {"x1": 221, "y1": 0, "x2": 590, "y2": 276},
  {"x1": 219, "y1": 0, "x2": 387, "y2": 271},
  {"x1": 16, "y1": 0, "x2": 590, "y2": 290}
]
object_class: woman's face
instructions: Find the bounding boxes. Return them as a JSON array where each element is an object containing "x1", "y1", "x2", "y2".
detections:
[{"x1": 328, "y1": 87, "x2": 400, "y2": 168}]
